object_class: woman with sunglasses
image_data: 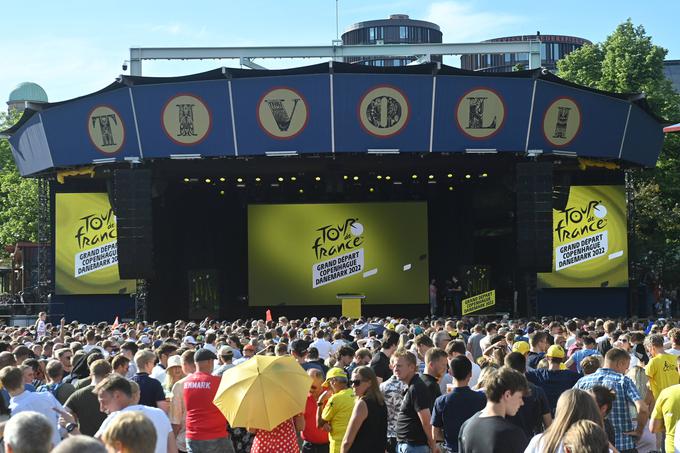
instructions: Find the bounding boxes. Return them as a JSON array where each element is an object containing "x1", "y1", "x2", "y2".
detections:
[{"x1": 341, "y1": 366, "x2": 387, "y2": 453}]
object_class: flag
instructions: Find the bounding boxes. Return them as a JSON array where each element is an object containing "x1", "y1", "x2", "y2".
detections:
[
  {"x1": 112, "y1": 316, "x2": 119, "y2": 329},
  {"x1": 265, "y1": 309, "x2": 272, "y2": 322}
]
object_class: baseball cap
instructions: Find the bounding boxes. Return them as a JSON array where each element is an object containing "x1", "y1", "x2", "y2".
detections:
[
  {"x1": 243, "y1": 344, "x2": 256, "y2": 352},
  {"x1": 547, "y1": 344, "x2": 565, "y2": 359},
  {"x1": 167, "y1": 355, "x2": 182, "y2": 370},
  {"x1": 182, "y1": 336, "x2": 197, "y2": 345},
  {"x1": 194, "y1": 348, "x2": 217, "y2": 362},
  {"x1": 322, "y1": 367, "x2": 349, "y2": 387},
  {"x1": 512, "y1": 341, "x2": 530, "y2": 355},
  {"x1": 219, "y1": 345, "x2": 234, "y2": 357},
  {"x1": 139, "y1": 335, "x2": 151, "y2": 345}
]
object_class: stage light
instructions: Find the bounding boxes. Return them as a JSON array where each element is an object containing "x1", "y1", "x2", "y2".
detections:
[
  {"x1": 447, "y1": 173, "x2": 453, "y2": 178},
  {"x1": 291, "y1": 176, "x2": 297, "y2": 181},
  {"x1": 465, "y1": 174, "x2": 471, "y2": 179},
  {"x1": 385, "y1": 175, "x2": 391, "y2": 181},
  {"x1": 236, "y1": 178, "x2": 243, "y2": 183},
  {"x1": 377, "y1": 175, "x2": 383, "y2": 180},
  {"x1": 219, "y1": 190, "x2": 225, "y2": 196},
  {"x1": 369, "y1": 187, "x2": 375, "y2": 192},
  {"x1": 315, "y1": 176, "x2": 321, "y2": 181},
  {"x1": 481, "y1": 173, "x2": 488, "y2": 178},
  {"x1": 219, "y1": 177, "x2": 226, "y2": 182},
  {"x1": 411, "y1": 174, "x2": 418, "y2": 180},
  {"x1": 205, "y1": 178, "x2": 212, "y2": 184},
  {"x1": 343, "y1": 175, "x2": 349, "y2": 180},
  {"x1": 428, "y1": 175, "x2": 434, "y2": 180},
  {"x1": 278, "y1": 177, "x2": 284, "y2": 182},
  {"x1": 353, "y1": 176, "x2": 359, "y2": 181},
  {"x1": 448, "y1": 186, "x2": 454, "y2": 191},
  {"x1": 183, "y1": 178, "x2": 190, "y2": 183},
  {"x1": 298, "y1": 189, "x2": 304, "y2": 194},
  {"x1": 255, "y1": 177, "x2": 261, "y2": 182}
]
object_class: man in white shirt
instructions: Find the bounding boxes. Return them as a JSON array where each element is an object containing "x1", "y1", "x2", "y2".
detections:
[
  {"x1": 94, "y1": 374, "x2": 177, "y2": 453},
  {"x1": 665, "y1": 328, "x2": 680, "y2": 356},
  {"x1": 150, "y1": 343, "x2": 178, "y2": 385},
  {"x1": 443, "y1": 340, "x2": 480, "y2": 394},
  {"x1": 309, "y1": 331, "x2": 333, "y2": 360},
  {"x1": 0, "y1": 366, "x2": 63, "y2": 447}
]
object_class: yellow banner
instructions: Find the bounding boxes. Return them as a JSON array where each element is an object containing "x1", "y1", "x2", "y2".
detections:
[
  {"x1": 55, "y1": 193, "x2": 136, "y2": 295},
  {"x1": 462, "y1": 290, "x2": 496, "y2": 315}
]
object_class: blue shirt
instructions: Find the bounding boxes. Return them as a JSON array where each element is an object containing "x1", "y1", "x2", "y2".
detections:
[
  {"x1": 431, "y1": 386, "x2": 486, "y2": 452},
  {"x1": 131, "y1": 372, "x2": 165, "y2": 408},
  {"x1": 569, "y1": 348, "x2": 600, "y2": 373},
  {"x1": 526, "y1": 369, "x2": 581, "y2": 413},
  {"x1": 574, "y1": 367, "x2": 641, "y2": 451}
]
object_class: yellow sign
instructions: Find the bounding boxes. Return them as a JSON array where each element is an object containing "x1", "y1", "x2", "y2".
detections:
[
  {"x1": 162, "y1": 94, "x2": 212, "y2": 145},
  {"x1": 543, "y1": 97, "x2": 581, "y2": 147},
  {"x1": 359, "y1": 85, "x2": 409, "y2": 137},
  {"x1": 87, "y1": 105, "x2": 125, "y2": 155},
  {"x1": 538, "y1": 186, "x2": 628, "y2": 288},
  {"x1": 55, "y1": 193, "x2": 136, "y2": 295},
  {"x1": 462, "y1": 290, "x2": 496, "y2": 315},
  {"x1": 257, "y1": 87, "x2": 308, "y2": 139},
  {"x1": 456, "y1": 88, "x2": 505, "y2": 139}
]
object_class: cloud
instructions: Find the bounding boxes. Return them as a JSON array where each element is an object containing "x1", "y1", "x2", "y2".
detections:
[
  {"x1": 148, "y1": 23, "x2": 209, "y2": 39},
  {"x1": 424, "y1": 1, "x2": 524, "y2": 42}
]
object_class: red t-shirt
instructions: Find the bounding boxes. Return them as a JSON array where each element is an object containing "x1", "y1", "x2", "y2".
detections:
[
  {"x1": 301, "y1": 394, "x2": 329, "y2": 445},
  {"x1": 183, "y1": 372, "x2": 228, "y2": 440}
]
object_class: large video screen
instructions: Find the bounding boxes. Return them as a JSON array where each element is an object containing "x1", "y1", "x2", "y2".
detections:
[
  {"x1": 55, "y1": 193, "x2": 136, "y2": 295},
  {"x1": 248, "y1": 202, "x2": 429, "y2": 306},
  {"x1": 537, "y1": 185, "x2": 628, "y2": 288}
]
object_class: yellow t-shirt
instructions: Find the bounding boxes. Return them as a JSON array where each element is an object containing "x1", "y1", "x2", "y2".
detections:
[
  {"x1": 651, "y1": 383, "x2": 680, "y2": 453},
  {"x1": 646, "y1": 353, "x2": 680, "y2": 399},
  {"x1": 321, "y1": 388, "x2": 356, "y2": 453}
]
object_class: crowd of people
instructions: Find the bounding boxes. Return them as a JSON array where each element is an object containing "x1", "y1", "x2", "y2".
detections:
[{"x1": 1, "y1": 311, "x2": 680, "y2": 452}]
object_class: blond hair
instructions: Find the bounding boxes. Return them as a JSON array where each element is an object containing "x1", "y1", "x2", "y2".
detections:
[
  {"x1": 102, "y1": 411, "x2": 157, "y2": 453},
  {"x1": 563, "y1": 419, "x2": 609, "y2": 453}
]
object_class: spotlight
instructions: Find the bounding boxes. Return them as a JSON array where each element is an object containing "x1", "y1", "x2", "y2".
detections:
[
  {"x1": 465, "y1": 174, "x2": 471, "y2": 179},
  {"x1": 205, "y1": 178, "x2": 212, "y2": 184},
  {"x1": 448, "y1": 186, "x2": 454, "y2": 191},
  {"x1": 298, "y1": 188, "x2": 304, "y2": 194},
  {"x1": 291, "y1": 176, "x2": 297, "y2": 181},
  {"x1": 481, "y1": 173, "x2": 488, "y2": 178},
  {"x1": 447, "y1": 173, "x2": 453, "y2": 178},
  {"x1": 219, "y1": 190, "x2": 225, "y2": 196},
  {"x1": 255, "y1": 177, "x2": 261, "y2": 182},
  {"x1": 278, "y1": 177, "x2": 284, "y2": 182},
  {"x1": 343, "y1": 175, "x2": 349, "y2": 180},
  {"x1": 219, "y1": 177, "x2": 226, "y2": 182},
  {"x1": 428, "y1": 175, "x2": 434, "y2": 180},
  {"x1": 369, "y1": 187, "x2": 375, "y2": 193},
  {"x1": 411, "y1": 174, "x2": 418, "y2": 180},
  {"x1": 385, "y1": 175, "x2": 392, "y2": 181},
  {"x1": 183, "y1": 178, "x2": 189, "y2": 183},
  {"x1": 353, "y1": 176, "x2": 359, "y2": 181},
  {"x1": 236, "y1": 178, "x2": 243, "y2": 183},
  {"x1": 315, "y1": 176, "x2": 321, "y2": 181},
  {"x1": 377, "y1": 175, "x2": 383, "y2": 180}
]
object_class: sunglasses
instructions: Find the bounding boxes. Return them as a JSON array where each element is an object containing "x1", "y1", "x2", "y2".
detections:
[{"x1": 350, "y1": 379, "x2": 365, "y2": 387}]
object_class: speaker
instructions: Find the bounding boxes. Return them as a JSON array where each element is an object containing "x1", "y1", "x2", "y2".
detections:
[
  {"x1": 114, "y1": 169, "x2": 153, "y2": 279},
  {"x1": 516, "y1": 162, "x2": 553, "y2": 271}
]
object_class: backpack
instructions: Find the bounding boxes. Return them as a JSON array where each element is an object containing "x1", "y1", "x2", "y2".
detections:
[{"x1": 37, "y1": 382, "x2": 63, "y2": 398}]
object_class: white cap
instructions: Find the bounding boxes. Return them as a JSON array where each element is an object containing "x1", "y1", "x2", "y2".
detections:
[{"x1": 183, "y1": 335, "x2": 197, "y2": 345}]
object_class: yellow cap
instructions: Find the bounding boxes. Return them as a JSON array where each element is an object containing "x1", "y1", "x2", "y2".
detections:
[
  {"x1": 387, "y1": 323, "x2": 395, "y2": 330},
  {"x1": 512, "y1": 341, "x2": 530, "y2": 354},
  {"x1": 322, "y1": 367, "x2": 348, "y2": 387},
  {"x1": 547, "y1": 344, "x2": 565, "y2": 359}
]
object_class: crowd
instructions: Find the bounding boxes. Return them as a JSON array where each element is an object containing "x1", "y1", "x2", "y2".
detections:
[{"x1": 1, "y1": 311, "x2": 680, "y2": 453}]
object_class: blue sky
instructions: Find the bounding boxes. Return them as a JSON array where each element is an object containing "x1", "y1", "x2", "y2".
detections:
[{"x1": 2, "y1": 0, "x2": 678, "y2": 103}]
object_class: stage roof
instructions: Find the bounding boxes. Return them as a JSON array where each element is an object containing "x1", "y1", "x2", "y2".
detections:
[{"x1": 2, "y1": 62, "x2": 666, "y2": 176}]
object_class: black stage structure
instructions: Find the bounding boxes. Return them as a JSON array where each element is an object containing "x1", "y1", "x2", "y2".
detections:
[{"x1": 2, "y1": 63, "x2": 665, "y2": 322}]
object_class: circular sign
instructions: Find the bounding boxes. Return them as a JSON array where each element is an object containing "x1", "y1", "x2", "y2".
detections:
[
  {"x1": 543, "y1": 97, "x2": 581, "y2": 147},
  {"x1": 87, "y1": 105, "x2": 125, "y2": 155},
  {"x1": 358, "y1": 85, "x2": 410, "y2": 138},
  {"x1": 257, "y1": 87, "x2": 309, "y2": 139},
  {"x1": 455, "y1": 88, "x2": 505, "y2": 139},
  {"x1": 161, "y1": 94, "x2": 212, "y2": 145}
]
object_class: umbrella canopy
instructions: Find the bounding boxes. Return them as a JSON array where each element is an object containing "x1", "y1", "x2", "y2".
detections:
[
  {"x1": 664, "y1": 123, "x2": 680, "y2": 133},
  {"x1": 356, "y1": 322, "x2": 386, "y2": 337},
  {"x1": 213, "y1": 355, "x2": 312, "y2": 431}
]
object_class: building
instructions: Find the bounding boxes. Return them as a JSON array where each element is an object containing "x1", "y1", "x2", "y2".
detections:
[
  {"x1": 664, "y1": 60, "x2": 680, "y2": 93},
  {"x1": 461, "y1": 34, "x2": 591, "y2": 72},
  {"x1": 7, "y1": 82, "x2": 48, "y2": 113},
  {"x1": 341, "y1": 14, "x2": 442, "y2": 66}
]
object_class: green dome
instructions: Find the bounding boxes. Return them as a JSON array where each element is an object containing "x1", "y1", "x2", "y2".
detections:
[{"x1": 8, "y1": 82, "x2": 48, "y2": 103}]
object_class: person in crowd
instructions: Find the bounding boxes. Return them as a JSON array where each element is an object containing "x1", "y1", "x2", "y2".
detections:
[
  {"x1": 335, "y1": 346, "x2": 355, "y2": 373},
  {"x1": 478, "y1": 323, "x2": 498, "y2": 354},
  {"x1": 589, "y1": 385, "x2": 616, "y2": 446},
  {"x1": 458, "y1": 366, "x2": 529, "y2": 453},
  {"x1": 233, "y1": 344, "x2": 256, "y2": 365},
  {"x1": 111, "y1": 355, "x2": 130, "y2": 377},
  {"x1": 340, "y1": 366, "x2": 387, "y2": 453},
  {"x1": 526, "y1": 344, "x2": 580, "y2": 414},
  {"x1": 213, "y1": 346, "x2": 235, "y2": 376},
  {"x1": 563, "y1": 419, "x2": 611, "y2": 453},
  {"x1": 645, "y1": 333, "x2": 680, "y2": 400},
  {"x1": 420, "y1": 347, "x2": 446, "y2": 405},
  {"x1": 650, "y1": 355, "x2": 680, "y2": 453},
  {"x1": 392, "y1": 349, "x2": 438, "y2": 453},
  {"x1": 51, "y1": 435, "x2": 107, "y2": 453},
  {"x1": 527, "y1": 331, "x2": 549, "y2": 370},
  {"x1": 625, "y1": 345, "x2": 657, "y2": 453},
  {"x1": 307, "y1": 347, "x2": 330, "y2": 375},
  {"x1": 565, "y1": 335, "x2": 600, "y2": 373},
  {"x1": 132, "y1": 350, "x2": 169, "y2": 412},
  {"x1": 581, "y1": 355, "x2": 603, "y2": 375},
  {"x1": 445, "y1": 340, "x2": 480, "y2": 392},
  {"x1": 345, "y1": 348, "x2": 371, "y2": 376},
  {"x1": 182, "y1": 348, "x2": 233, "y2": 453},
  {"x1": 37, "y1": 359, "x2": 75, "y2": 404},
  {"x1": 311, "y1": 330, "x2": 333, "y2": 360},
  {"x1": 3, "y1": 411, "x2": 54, "y2": 453},
  {"x1": 524, "y1": 388, "x2": 605, "y2": 453},
  {"x1": 93, "y1": 375, "x2": 176, "y2": 453},
  {"x1": 251, "y1": 415, "x2": 305, "y2": 453},
  {"x1": 302, "y1": 369, "x2": 330, "y2": 453},
  {"x1": 163, "y1": 355, "x2": 184, "y2": 398},
  {"x1": 503, "y1": 352, "x2": 552, "y2": 438},
  {"x1": 152, "y1": 343, "x2": 179, "y2": 385},
  {"x1": 466, "y1": 325, "x2": 484, "y2": 361},
  {"x1": 0, "y1": 366, "x2": 63, "y2": 447},
  {"x1": 574, "y1": 347, "x2": 649, "y2": 452},
  {"x1": 380, "y1": 354, "x2": 408, "y2": 453},
  {"x1": 291, "y1": 339, "x2": 324, "y2": 374},
  {"x1": 370, "y1": 329, "x2": 400, "y2": 384},
  {"x1": 101, "y1": 410, "x2": 157, "y2": 453},
  {"x1": 64, "y1": 358, "x2": 111, "y2": 437},
  {"x1": 318, "y1": 367, "x2": 355, "y2": 453},
  {"x1": 431, "y1": 356, "x2": 486, "y2": 453},
  {"x1": 120, "y1": 341, "x2": 139, "y2": 378},
  {"x1": 169, "y1": 350, "x2": 195, "y2": 453}
]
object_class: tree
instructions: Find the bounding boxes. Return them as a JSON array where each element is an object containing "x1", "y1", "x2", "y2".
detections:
[
  {"x1": 558, "y1": 19, "x2": 680, "y2": 287},
  {"x1": 0, "y1": 110, "x2": 39, "y2": 253}
]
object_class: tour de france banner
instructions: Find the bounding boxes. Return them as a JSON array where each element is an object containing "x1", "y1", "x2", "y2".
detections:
[
  {"x1": 55, "y1": 193, "x2": 136, "y2": 295},
  {"x1": 248, "y1": 202, "x2": 429, "y2": 306},
  {"x1": 462, "y1": 290, "x2": 496, "y2": 315},
  {"x1": 538, "y1": 185, "x2": 628, "y2": 288}
]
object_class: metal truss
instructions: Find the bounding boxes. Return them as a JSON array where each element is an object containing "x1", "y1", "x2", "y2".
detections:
[
  {"x1": 37, "y1": 177, "x2": 52, "y2": 313},
  {"x1": 128, "y1": 41, "x2": 542, "y2": 75},
  {"x1": 134, "y1": 279, "x2": 148, "y2": 322}
]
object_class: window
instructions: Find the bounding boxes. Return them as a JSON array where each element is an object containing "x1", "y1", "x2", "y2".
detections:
[
  {"x1": 399, "y1": 26, "x2": 408, "y2": 39},
  {"x1": 540, "y1": 43, "x2": 547, "y2": 60},
  {"x1": 553, "y1": 43, "x2": 560, "y2": 60},
  {"x1": 369, "y1": 27, "x2": 375, "y2": 41},
  {"x1": 504, "y1": 53, "x2": 511, "y2": 63}
]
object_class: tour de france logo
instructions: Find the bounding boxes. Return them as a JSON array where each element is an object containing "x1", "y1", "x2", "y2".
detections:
[
  {"x1": 161, "y1": 94, "x2": 212, "y2": 145},
  {"x1": 455, "y1": 88, "x2": 506, "y2": 139},
  {"x1": 543, "y1": 97, "x2": 581, "y2": 147},
  {"x1": 257, "y1": 87, "x2": 309, "y2": 139},
  {"x1": 358, "y1": 85, "x2": 410, "y2": 138},
  {"x1": 312, "y1": 218, "x2": 365, "y2": 288},
  {"x1": 87, "y1": 105, "x2": 125, "y2": 155}
]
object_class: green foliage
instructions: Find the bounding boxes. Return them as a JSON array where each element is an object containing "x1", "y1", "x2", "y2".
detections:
[
  {"x1": 558, "y1": 19, "x2": 680, "y2": 285},
  {"x1": 0, "y1": 110, "x2": 38, "y2": 252}
]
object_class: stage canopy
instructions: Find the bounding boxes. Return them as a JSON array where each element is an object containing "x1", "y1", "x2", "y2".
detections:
[{"x1": 2, "y1": 62, "x2": 665, "y2": 176}]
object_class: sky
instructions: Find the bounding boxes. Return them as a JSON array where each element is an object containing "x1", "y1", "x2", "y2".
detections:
[{"x1": 2, "y1": 0, "x2": 678, "y2": 103}]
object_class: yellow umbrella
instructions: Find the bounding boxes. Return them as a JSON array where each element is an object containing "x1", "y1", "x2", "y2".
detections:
[{"x1": 213, "y1": 355, "x2": 312, "y2": 431}]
